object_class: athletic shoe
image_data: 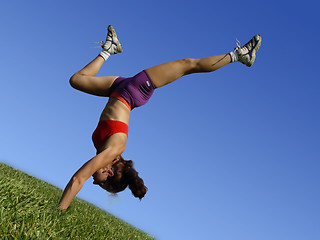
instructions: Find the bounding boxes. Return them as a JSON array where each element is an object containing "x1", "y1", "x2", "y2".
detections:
[
  {"x1": 101, "y1": 25, "x2": 123, "y2": 55},
  {"x1": 236, "y1": 34, "x2": 261, "y2": 67}
]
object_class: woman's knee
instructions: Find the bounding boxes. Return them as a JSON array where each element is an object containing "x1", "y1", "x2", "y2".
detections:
[
  {"x1": 179, "y1": 58, "x2": 200, "y2": 74},
  {"x1": 69, "y1": 74, "x2": 76, "y2": 88},
  {"x1": 69, "y1": 73, "x2": 81, "y2": 90}
]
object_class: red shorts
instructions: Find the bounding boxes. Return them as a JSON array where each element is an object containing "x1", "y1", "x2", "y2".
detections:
[{"x1": 92, "y1": 120, "x2": 128, "y2": 152}]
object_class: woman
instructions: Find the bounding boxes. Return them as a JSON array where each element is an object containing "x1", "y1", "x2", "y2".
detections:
[{"x1": 59, "y1": 25, "x2": 261, "y2": 211}]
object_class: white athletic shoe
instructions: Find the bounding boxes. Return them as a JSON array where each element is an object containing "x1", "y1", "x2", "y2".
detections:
[
  {"x1": 101, "y1": 25, "x2": 123, "y2": 55},
  {"x1": 236, "y1": 34, "x2": 262, "y2": 67}
]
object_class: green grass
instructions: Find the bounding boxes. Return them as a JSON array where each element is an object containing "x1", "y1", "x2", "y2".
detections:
[{"x1": 0, "y1": 162, "x2": 155, "y2": 240}]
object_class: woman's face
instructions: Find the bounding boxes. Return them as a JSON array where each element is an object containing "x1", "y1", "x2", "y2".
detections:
[
  {"x1": 97, "y1": 161, "x2": 127, "y2": 193},
  {"x1": 92, "y1": 164, "x2": 114, "y2": 184}
]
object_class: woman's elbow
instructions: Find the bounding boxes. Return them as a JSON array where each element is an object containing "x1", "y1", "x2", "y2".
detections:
[{"x1": 71, "y1": 174, "x2": 86, "y2": 186}]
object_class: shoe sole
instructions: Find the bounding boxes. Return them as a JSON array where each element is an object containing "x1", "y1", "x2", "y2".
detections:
[
  {"x1": 253, "y1": 34, "x2": 262, "y2": 53},
  {"x1": 250, "y1": 34, "x2": 262, "y2": 66},
  {"x1": 241, "y1": 34, "x2": 262, "y2": 67},
  {"x1": 108, "y1": 25, "x2": 123, "y2": 53}
]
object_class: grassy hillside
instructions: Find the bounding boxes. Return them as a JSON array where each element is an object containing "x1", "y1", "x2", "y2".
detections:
[{"x1": 0, "y1": 162, "x2": 155, "y2": 240}]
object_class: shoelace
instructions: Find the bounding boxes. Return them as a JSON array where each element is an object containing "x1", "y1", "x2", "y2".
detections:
[
  {"x1": 90, "y1": 41, "x2": 104, "y2": 48},
  {"x1": 235, "y1": 38, "x2": 242, "y2": 50}
]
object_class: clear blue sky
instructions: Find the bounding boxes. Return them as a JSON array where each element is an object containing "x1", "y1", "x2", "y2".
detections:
[{"x1": 1, "y1": 1, "x2": 319, "y2": 239}]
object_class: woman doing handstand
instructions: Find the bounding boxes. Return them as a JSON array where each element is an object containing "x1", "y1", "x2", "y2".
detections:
[{"x1": 59, "y1": 25, "x2": 262, "y2": 211}]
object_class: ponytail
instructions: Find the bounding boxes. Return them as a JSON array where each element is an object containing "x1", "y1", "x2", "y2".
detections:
[{"x1": 124, "y1": 160, "x2": 148, "y2": 199}]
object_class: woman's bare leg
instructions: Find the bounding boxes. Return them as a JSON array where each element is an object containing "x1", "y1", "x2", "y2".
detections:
[
  {"x1": 146, "y1": 54, "x2": 231, "y2": 88},
  {"x1": 69, "y1": 56, "x2": 119, "y2": 97},
  {"x1": 146, "y1": 34, "x2": 262, "y2": 88},
  {"x1": 69, "y1": 25, "x2": 123, "y2": 97}
]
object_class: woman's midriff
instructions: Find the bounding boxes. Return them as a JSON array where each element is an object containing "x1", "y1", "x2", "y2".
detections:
[{"x1": 99, "y1": 98, "x2": 130, "y2": 124}]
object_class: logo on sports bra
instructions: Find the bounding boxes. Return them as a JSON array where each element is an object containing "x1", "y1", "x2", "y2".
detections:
[{"x1": 146, "y1": 81, "x2": 150, "y2": 87}]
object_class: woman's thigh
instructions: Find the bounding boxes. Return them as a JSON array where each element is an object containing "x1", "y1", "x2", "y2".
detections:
[
  {"x1": 70, "y1": 74, "x2": 119, "y2": 97},
  {"x1": 145, "y1": 58, "x2": 198, "y2": 88}
]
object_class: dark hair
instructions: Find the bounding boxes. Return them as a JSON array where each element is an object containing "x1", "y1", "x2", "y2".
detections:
[{"x1": 98, "y1": 157, "x2": 147, "y2": 199}]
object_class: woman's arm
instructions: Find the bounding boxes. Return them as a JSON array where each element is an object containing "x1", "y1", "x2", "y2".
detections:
[{"x1": 59, "y1": 147, "x2": 119, "y2": 211}]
